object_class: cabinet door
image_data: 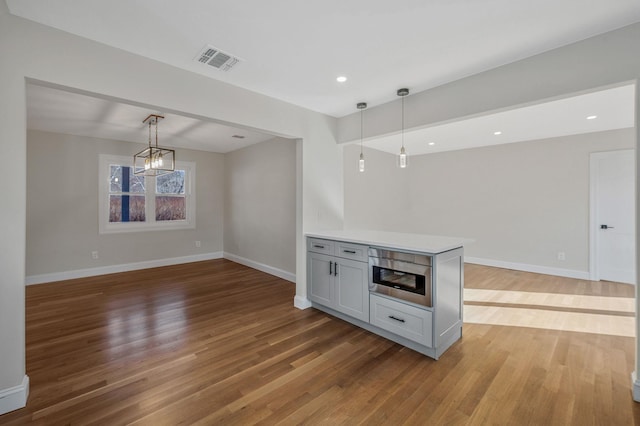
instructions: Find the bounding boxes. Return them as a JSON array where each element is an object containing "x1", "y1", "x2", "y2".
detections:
[
  {"x1": 334, "y1": 258, "x2": 369, "y2": 322},
  {"x1": 308, "y1": 253, "x2": 333, "y2": 306}
]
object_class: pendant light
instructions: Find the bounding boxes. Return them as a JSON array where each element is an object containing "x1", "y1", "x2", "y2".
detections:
[
  {"x1": 357, "y1": 102, "x2": 367, "y2": 172},
  {"x1": 134, "y1": 114, "x2": 176, "y2": 176},
  {"x1": 397, "y1": 88, "x2": 409, "y2": 168}
]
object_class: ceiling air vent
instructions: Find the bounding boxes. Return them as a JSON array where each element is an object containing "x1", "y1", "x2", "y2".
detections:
[{"x1": 195, "y1": 45, "x2": 241, "y2": 72}]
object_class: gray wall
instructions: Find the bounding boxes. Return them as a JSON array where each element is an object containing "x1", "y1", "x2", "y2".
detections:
[
  {"x1": 344, "y1": 128, "x2": 635, "y2": 274},
  {"x1": 26, "y1": 130, "x2": 224, "y2": 277},
  {"x1": 224, "y1": 137, "x2": 296, "y2": 275}
]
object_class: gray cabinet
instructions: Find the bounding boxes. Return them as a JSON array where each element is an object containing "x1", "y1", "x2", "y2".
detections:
[
  {"x1": 306, "y1": 234, "x2": 463, "y2": 360},
  {"x1": 307, "y1": 239, "x2": 369, "y2": 322}
]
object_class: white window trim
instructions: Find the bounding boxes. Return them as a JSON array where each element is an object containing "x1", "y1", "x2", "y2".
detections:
[{"x1": 99, "y1": 154, "x2": 196, "y2": 234}]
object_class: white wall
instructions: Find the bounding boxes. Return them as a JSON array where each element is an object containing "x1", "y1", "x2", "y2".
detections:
[
  {"x1": 224, "y1": 137, "x2": 296, "y2": 277},
  {"x1": 26, "y1": 130, "x2": 224, "y2": 279},
  {"x1": 0, "y1": 7, "x2": 342, "y2": 407},
  {"x1": 2, "y1": 2, "x2": 640, "y2": 412},
  {"x1": 344, "y1": 129, "x2": 635, "y2": 276},
  {"x1": 0, "y1": 21, "x2": 27, "y2": 412}
]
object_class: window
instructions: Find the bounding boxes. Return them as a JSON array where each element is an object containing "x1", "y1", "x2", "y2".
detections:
[
  {"x1": 156, "y1": 170, "x2": 186, "y2": 221},
  {"x1": 109, "y1": 165, "x2": 146, "y2": 223},
  {"x1": 99, "y1": 154, "x2": 195, "y2": 233}
]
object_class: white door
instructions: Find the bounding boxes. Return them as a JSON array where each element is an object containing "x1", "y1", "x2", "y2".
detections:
[{"x1": 591, "y1": 149, "x2": 635, "y2": 284}]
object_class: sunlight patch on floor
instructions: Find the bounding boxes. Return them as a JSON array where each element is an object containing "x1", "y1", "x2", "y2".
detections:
[
  {"x1": 464, "y1": 288, "x2": 635, "y2": 312},
  {"x1": 464, "y1": 305, "x2": 634, "y2": 337},
  {"x1": 464, "y1": 290, "x2": 635, "y2": 337}
]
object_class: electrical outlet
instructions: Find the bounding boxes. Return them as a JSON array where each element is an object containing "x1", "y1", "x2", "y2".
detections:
[
  {"x1": 557, "y1": 252, "x2": 565, "y2": 261},
  {"x1": 91, "y1": 251, "x2": 99, "y2": 260},
  {"x1": 195, "y1": 241, "x2": 201, "y2": 248}
]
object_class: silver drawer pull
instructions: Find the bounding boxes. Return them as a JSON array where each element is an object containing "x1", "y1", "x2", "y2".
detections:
[
  {"x1": 389, "y1": 315, "x2": 405, "y2": 323},
  {"x1": 343, "y1": 249, "x2": 357, "y2": 254},
  {"x1": 313, "y1": 244, "x2": 325, "y2": 249}
]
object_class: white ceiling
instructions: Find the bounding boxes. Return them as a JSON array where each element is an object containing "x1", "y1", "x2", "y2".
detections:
[
  {"x1": 7, "y1": 0, "x2": 640, "y2": 118},
  {"x1": 364, "y1": 84, "x2": 636, "y2": 156},
  {"x1": 26, "y1": 84, "x2": 275, "y2": 153},
  {"x1": 15, "y1": 2, "x2": 639, "y2": 155},
  {"x1": 26, "y1": 82, "x2": 635, "y2": 155}
]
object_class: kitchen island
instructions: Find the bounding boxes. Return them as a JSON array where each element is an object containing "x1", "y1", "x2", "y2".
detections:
[{"x1": 306, "y1": 230, "x2": 467, "y2": 360}]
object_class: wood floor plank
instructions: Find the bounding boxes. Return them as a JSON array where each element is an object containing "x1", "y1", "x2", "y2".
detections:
[{"x1": 2, "y1": 260, "x2": 640, "y2": 425}]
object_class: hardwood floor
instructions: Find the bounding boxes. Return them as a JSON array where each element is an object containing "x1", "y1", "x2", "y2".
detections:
[{"x1": 2, "y1": 260, "x2": 640, "y2": 425}]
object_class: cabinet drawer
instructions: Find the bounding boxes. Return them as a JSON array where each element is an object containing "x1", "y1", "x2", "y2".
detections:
[
  {"x1": 308, "y1": 238, "x2": 334, "y2": 255},
  {"x1": 370, "y1": 294, "x2": 433, "y2": 347},
  {"x1": 334, "y1": 241, "x2": 368, "y2": 262}
]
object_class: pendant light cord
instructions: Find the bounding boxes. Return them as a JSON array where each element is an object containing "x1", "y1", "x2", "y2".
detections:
[
  {"x1": 401, "y1": 95, "x2": 405, "y2": 150},
  {"x1": 360, "y1": 108, "x2": 364, "y2": 155}
]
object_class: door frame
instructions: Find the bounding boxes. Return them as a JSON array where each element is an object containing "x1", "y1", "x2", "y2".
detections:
[{"x1": 589, "y1": 149, "x2": 635, "y2": 282}]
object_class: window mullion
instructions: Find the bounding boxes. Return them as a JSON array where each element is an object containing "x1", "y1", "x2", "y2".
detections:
[{"x1": 147, "y1": 176, "x2": 156, "y2": 224}]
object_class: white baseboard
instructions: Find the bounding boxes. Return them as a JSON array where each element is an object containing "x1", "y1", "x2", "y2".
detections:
[
  {"x1": 25, "y1": 252, "x2": 224, "y2": 285},
  {"x1": 223, "y1": 252, "x2": 296, "y2": 283},
  {"x1": 465, "y1": 257, "x2": 591, "y2": 280},
  {"x1": 632, "y1": 372, "x2": 640, "y2": 402},
  {"x1": 294, "y1": 295, "x2": 312, "y2": 310},
  {"x1": 0, "y1": 375, "x2": 29, "y2": 415}
]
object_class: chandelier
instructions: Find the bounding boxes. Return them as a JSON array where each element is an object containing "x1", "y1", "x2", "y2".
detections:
[{"x1": 134, "y1": 114, "x2": 175, "y2": 176}]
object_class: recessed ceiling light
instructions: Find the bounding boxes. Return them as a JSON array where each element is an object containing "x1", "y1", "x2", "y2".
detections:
[
  {"x1": 586, "y1": 115, "x2": 598, "y2": 120},
  {"x1": 494, "y1": 131, "x2": 502, "y2": 135},
  {"x1": 336, "y1": 76, "x2": 347, "y2": 83},
  {"x1": 428, "y1": 142, "x2": 435, "y2": 146}
]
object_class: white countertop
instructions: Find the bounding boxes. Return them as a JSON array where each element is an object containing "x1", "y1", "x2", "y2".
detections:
[{"x1": 306, "y1": 229, "x2": 470, "y2": 254}]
